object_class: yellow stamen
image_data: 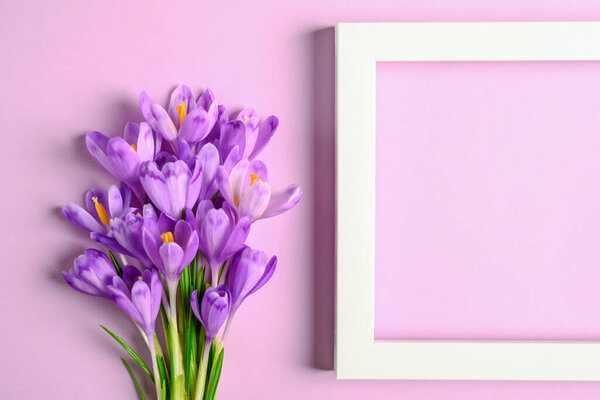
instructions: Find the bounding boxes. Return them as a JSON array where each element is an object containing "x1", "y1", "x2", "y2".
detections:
[
  {"x1": 250, "y1": 173, "x2": 261, "y2": 186},
  {"x1": 136, "y1": 212, "x2": 142, "y2": 217},
  {"x1": 243, "y1": 115, "x2": 249, "y2": 124},
  {"x1": 131, "y1": 143, "x2": 137, "y2": 151},
  {"x1": 92, "y1": 196, "x2": 110, "y2": 226},
  {"x1": 138, "y1": 276, "x2": 143, "y2": 280},
  {"x1": 161, "y1": 231, "x2": 175, "y2": 243},
  {"x1": 176, "y1": 101, "x2": 187, "y2": 126}
]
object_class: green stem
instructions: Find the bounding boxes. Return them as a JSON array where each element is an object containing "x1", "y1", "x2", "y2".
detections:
[
  {"x1": 194, "y1": 341, "x2": 212, "y2": 400},
  {"x1": 168, "y1": 280, "x2": 186, "y2": 400},
  {"x1": 148, "y1": 336, "x2": 163, "y2": 400}
]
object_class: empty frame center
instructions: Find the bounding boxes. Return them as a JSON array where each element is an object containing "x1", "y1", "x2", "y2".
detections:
[{"x1": 374, "y1": 61, "x2": 600, "y2": 340}]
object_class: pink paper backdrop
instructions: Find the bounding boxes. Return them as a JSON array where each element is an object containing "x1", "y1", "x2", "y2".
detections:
[{"x1": 3, "y1": 0, "x2": 600, "y2": 399}]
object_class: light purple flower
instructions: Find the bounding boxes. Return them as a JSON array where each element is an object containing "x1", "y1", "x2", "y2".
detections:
[
  {"x1": 216, "y1": 109, "x2": 278, "y2": 163},
  {"x1": 85, "y1": 122, "x2": 158, "y2": 199},
  {"x1": 142, "y1": 212, "x2": 199, "y2": 284},
  {"x1": 195, "y1": 200, "x2": 250, "y2": 285},
  {"x1": 108, "y1": 268, "x2": 162, "y2": 338},
  {"x1": 62, "y1": 249, "x2": 118, "y2": 299},
  {"x1": 216, "y1": 159, "x2": 302, "y2": 222},
  {"x1": 226, "y1": 246, "x2": 277, "y2": 313},
  {"x1": 62, "y1": 184, "x2": 135, "y2": 234},
  {"x1": 140, "y1": 85, "x2": 218, "y2": 145},
  {"x1": 139, "y1": 144, "x2": 219, "y2": 219},
  {"x1": 93, "y1": 206, "x2": 154, "y2": 267},
  {"x1": 190, "y1": 285, "x2": 231, "y2": 341}
]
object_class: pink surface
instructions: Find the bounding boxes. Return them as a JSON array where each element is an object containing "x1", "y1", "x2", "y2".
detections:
[
  {"x1": 375, "y1": 61, "x2": 600, "y2": 340},
  {"x1": 4, "y1": 1, "x2": 600, "y2": 399}
]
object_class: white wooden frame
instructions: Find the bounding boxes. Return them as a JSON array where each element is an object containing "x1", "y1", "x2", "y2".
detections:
[{"x1": 335, "y1": 22, "x2": 600, "y2": 380}]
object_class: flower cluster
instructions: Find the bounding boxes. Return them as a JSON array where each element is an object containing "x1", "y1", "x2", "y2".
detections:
[{"x1": 62, "y1": 85, "x2": 301, "y2": 400}]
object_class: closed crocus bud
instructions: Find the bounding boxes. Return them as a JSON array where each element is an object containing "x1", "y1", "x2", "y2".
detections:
[
  {"x1": 190, "y1": 285, "x2": 231, "y2": 342},
  {"x1": 62, "y1": 249, "x2": 117, "y2": 299},
  {"x1": 227, "y1": 246, "x2": 277, "y2": 314}
]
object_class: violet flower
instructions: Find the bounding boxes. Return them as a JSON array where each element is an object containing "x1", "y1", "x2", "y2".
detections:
[
  {"x1": 226, "y1": 246, "x2": 277, "y2": 314},
  {"x1": 62, "y1": 184, "x2": 135, "y2": 234},
  {"x1": 190, "y1": 285, "x2": 231, "y2": 342},
  {"x1": 140, "y1": 85, "x2": 218, "y2": 145},
  {"x1": 62, "y1": 249, "x2": 118, "y2": 298},
  {"x1": 216, "y1": 159, "x2": 302, "y2": 222},
  {"x1": 216, "y1": 108, "x2": 278, "y2": 163},
  {"x1": 195, "y1": 200, "x2": 250, "y2": 286},
  {"x1": 86, "y1": 122, "x2": 158, "y2": 199},
  {"x1": 142, "y1": 213, "x2": 199, "y2": 285},
  {"x1": 107, "y1": 268, "x2": 162, "y2": 339},
  {"x1": 93, "y1": 206, "x2": 154, "y2": 267},
  {"x1": 139, "y1": 143, "x2": 219, "y2": 219}
]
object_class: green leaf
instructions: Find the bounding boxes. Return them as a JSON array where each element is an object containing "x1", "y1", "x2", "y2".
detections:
[
  {"x1": 121, "y1": 358, "x2": 147, "y2": 400},
  {"x1": 100, "y1": 325, "x2": 154, "y2": 382},
  {"x1": 157, "y1": 354, "x2": 170, "y2": 400},
  {"x1": 107, "y1": 250, "x2": 123, "y2": 276},
  {"x1": 204, "y1": 346, "x2": 224, "y2": 400}
]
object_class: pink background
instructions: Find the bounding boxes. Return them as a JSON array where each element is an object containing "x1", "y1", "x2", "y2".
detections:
[
  {"x1": 375, "y1": 61, "x2": 600, "y2": 340},
  {"x1": 4, "y1": 1, "x2": 600, "y2": 399}
]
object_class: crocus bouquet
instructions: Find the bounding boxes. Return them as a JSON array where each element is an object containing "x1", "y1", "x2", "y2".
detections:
[{"x1": 61, "y1": 85, "x2": 301, "y2": 400}]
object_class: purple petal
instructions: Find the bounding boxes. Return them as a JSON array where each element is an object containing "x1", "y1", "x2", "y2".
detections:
[
  {"x1": 249, "y1": 115, "x2": 278, "y2": 160},
  {"x1": 131, "y1": 280, "x2": 153, "y2": 335},
  {"x1": 106, "y1": 137, "x2": 140, "y2": 183},
  {"x1": 219, "y1": 120, "x2": 246, "y2": 161},
  {"x1": 122, "y1": 266, "x2": 142, "y2": 290},
  {"x1": 190, "y1": 289, "x2": 202, "y2": 322},
  {"x1": 91, "y1": 232, "x2": 134, "y2": 258},
  {"x1": 108, "y1": 280, "x2": 143, "y2": 325},
  {"x1": 179, "y1": 106, "x2": 214, "y2": 144},
  {"x1": 124, "y1": 122, "x2": 140, "y2": 145},
  {"x1": 136, "y1": 122, "x2": 155, "y2": 162},
  {"x1": 262, "y1": 185, "x2": 302, "y2": 219},
  {"x1": 220, "y1": 216, "x2": 250, "y2": 261},
  {"x1": 159, "y1": 242, "x2": 184, "y2": 281},
  {"x1": 63, "y1": 272, "x2": 105, "y2": 297},
  {"x1": 85, "y1": 131, "x2": 114, "y2": 174},
  {"x1": 139, "y1": 161, "x2": 172, "y2": 216},
  {"x1": 168, "y1": 84, "x2": 196, "y2": 128},
  {"x1": 107, "y1": 185, "x2": 123, "y2": 218},
  {"x1": 197, "y1": 143, "x2": 219, "y2": 199},
  {"x1": 238, "y1": 181, "x2": 271, "y2": 221},
  {"x1": 199, "y1": 209, "x2": 230, "y2": 266},
  {"x1": 62, "y1": 204, "x2": 104, "y2": 232},
  {"x1": 163, "y1": 160, "x2": 191, "y2": 218},
  {"x1": 151, "y1": 103, "x2": 178, "y2": 142},
  {"x1": 216, "y1": 167, "x2": 234, "y2": 207},
  {"x1": 248, "y1": 255, "x2": 277, "y2": 297},
  {"x1": 142, "y1": 226, "x2": 163, "y2": 269}
]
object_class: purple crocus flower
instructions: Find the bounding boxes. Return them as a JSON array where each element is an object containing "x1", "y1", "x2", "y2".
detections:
[
  {"x1": 226, "y1": 246, "x2": 277, "y2": 314},
  {"x1": 140, "y1": 85, "x2": 218, "y2": 145},
  {"x1": 108, "y1": 268, "x2": 162, "y2": 338},
  {"x1": 216, "y1": 159, "x2": 302, "y2": 222},
  {"x1": 190, "y1": 285, "x2": 231, "y2": 341},
  {"x1": 216, "y1": 108, "x2": 278, "y2": 163},
  {"x1": 62, "y1": 249, "x2": 118, "y2": 299},
  {"x1": 141, "y1": 212, "x2": 199, "y2": 285},
  {"x1": 85, "y1": 122, "x2": 158, "y2": 199},
  {"x1": 62, "y1": 184, "x2": 135, "y2": 234},
  {"x1": 195, "y1": 200, "x2": 250, "y2": 286},
  {"x1": 93, "y1": 206, "x2": 154, "y2": 267},
  {"x1": 139, "y1": 143, "x2": 219, "y2": 219}
]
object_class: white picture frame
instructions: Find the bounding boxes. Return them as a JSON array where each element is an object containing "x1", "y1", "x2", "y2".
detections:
[{"x1": 335, "y1": 22, "x2": 600, "y2": 380}]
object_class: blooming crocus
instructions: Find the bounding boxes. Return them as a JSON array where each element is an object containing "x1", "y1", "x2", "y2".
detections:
[
  {"x1": 216, "y1": 108, "x2": 278, "y2": 163},
  {"x1": 195, "y1": 200, "x2": 250, "y2": 286},
  {"x1": 108, "y1": 268, "x2": 162, "y2": 339},
  {"x1": 226, "y1": 246, "x2": 277, "y2": 314},
  {"x1": 217, "y1": 159, "x2": 302, "y2": 222},
  {"x1": 190, "y1": 285, "x2": 231, "y2": 342},
  {"x1": 85, "y1": 122, "x2": 157, "y2": 199},
  {"x1": 62, "y1": 249, "x2": 118, "y2": 299},
  {"x1": 142, "y1": 214, "x2": 198, "y2": 285},
  {"x1": 93, "y1": 207, "x2": 153, "y2": 267},
  {"x1": 62, "y1": 184, "x2": 135, "y2": 234},
  {"x1": 140, "y1": 85, "x2": 218, "y2": 145}
]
